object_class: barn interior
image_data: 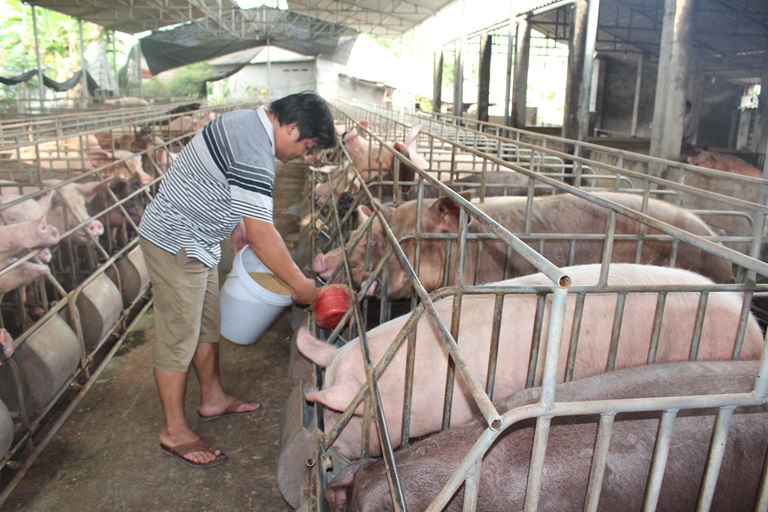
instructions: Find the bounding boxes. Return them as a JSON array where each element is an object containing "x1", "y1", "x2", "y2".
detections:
[{"x1": 1, "y1": 0, "x2": 768, "y2": 511}]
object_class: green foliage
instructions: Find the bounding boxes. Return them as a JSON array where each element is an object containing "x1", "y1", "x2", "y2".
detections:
[
  {"x1": 415, "y1": 95, "x2": 432, "y2": 112},
  {"x1": 142, "y1": 62, "x2": 212, "y2": 101},
  {"x1": 442, "y1": 58, "x2": 454, "y2": 86},
  {"x1": 367, "y1": 33, "x2": 393, "y2": 50},
  {"x1": 0, "y1": 0, "x2": 102, "y2": 79}
]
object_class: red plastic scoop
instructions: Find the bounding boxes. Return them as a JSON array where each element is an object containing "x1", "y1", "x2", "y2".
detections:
[{"x1": 314, "y1": 284, "x2": 354, "y2": 330}]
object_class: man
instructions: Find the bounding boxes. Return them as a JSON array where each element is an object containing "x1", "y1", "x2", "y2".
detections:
[
  {"x1": 138, "y1": 91, "x2": 336, "y2": 468},
  {"x1": 683, "y1": 100, "x2": 697, "y2": 149}
]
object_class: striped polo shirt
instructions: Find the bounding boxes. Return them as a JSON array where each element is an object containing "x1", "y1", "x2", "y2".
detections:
[{"x1": 138, "y1": 107, "x2": 275, "y2": 268}]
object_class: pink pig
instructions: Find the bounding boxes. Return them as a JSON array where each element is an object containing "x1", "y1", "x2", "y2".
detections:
[{"x1": 297, "y1": 263, "x2": 764, "y2": 460}]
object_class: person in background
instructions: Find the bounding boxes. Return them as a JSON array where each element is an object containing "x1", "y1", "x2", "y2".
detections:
[
  {"x1": 683, "y1": 100, "x2": 697, "y2": 149},
  {"x1": 138, "y1": 91, "x2": 336, "y2": 468}
]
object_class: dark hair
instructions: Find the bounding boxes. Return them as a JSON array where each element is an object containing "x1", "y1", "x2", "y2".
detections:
[
  {"x1": 686, "y1": 100, "x2": 692, "y2": 109},
  {"x1": 268, "y1": 91, "x2": 336, "y2": 149}
]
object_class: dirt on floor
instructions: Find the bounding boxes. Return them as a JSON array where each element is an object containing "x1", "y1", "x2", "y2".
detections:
[{"x1": 1, "y1": 161, "x2": 312, "y2": 512}]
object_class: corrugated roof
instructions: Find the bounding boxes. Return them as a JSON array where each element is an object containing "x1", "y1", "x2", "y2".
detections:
[
  {"x1": 22, "y1": 0, "x2": 455, "y2": 37},
  {"x1": 286, "y1": 0, "x2": 456, "y2": 37},
  {"x1": 526, "y1": 0, "x2": 768, "y2": 83}
]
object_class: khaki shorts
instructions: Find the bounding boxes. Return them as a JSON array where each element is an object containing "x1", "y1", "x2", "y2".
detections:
[{"x1": 139, "y1": 237, "x2": 221, "y2": 372}]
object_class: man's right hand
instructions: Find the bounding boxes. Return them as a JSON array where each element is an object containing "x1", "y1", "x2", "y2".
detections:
[{"x1": 291, "y1": 277, "x2": 318, "y2": 308}]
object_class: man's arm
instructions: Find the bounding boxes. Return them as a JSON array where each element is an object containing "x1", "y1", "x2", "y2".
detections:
[{"x1": 242, "y1": 216, "x2": 318, "y2": 306}]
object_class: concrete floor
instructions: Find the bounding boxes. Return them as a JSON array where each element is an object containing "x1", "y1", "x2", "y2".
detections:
[{"x1": 1, "y1": 162, "x2": 311, "y2": 512}]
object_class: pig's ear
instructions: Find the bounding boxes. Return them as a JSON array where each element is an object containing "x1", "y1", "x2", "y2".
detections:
[
  {"x1": 296, "y1": 328, "x2": 337, "y2": 367},
  {"x1": 359, "y1": 120, "x2": 369, "y2": 129},
  {"x1": 36, "y1": 190, "x2": 54, "y2": 214},
  {"x1": 380, "y1": 204, "x2": 396, "y2": 222},
  {"x1": 432, "y1": 196, "x2": 462, "y2": 233},
  {"x1": 305, "y1": 378, "x2": 362, "y2": 414},
  {"x1": 343, "y1": 128, "x2": 357, "y2": 143},
  {"x1": 393, "y1": 142, "x2": 417, "y2": 192},
  {"x1": 77, "y1": 179, "x2": 113, "y2": 201},
  {"x1": 85, "y1": 149, "x2": 115, "y2": 168},
  {"x1": 405, "y1": 124, "x2": 422, "y2": 147}
]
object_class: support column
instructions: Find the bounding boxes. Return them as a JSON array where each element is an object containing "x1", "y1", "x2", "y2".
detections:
[
  {"x1": 649, "y1": 0, "x2": 695, "y2": 167},
  {"x1": 432, "y1": 51, "x2": 443, "y2": 113},
  {"x1": 477, "y1": 34, "x2": 492, "y2": 123},
  {"x1": 79, "y1": 20, "x2": 88, "y2": 107},
  {"x1": 512, "y1": 16, "x2": 531, "y2": 129},
  {"x1": 31, "y1": 5, "x2": 45, "y2": 111},
  {"x1": 631, "y1": 53, "x2": 644, "y2": 137},
  {"x1": 503, "y1": 15, "x2": 515, "y2": 127},
  {"x1": 563, "y1": 0, "x2": 599, "y2": 143},
  {"x1": 753, "y1": 58, "x2": 768, "y2": 159},
  {"x1": 453, "y1": 40, "x2": 464, "y2": 117}
]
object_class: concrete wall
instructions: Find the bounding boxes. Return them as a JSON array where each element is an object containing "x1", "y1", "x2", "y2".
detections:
[
  {"x1": 213, "y1": 57, "x2": 389, "y2": 107},
  {"x1": 214, "y1": 60, "x2": 316, "y2": 100},
  {"x1": 598, "y1": 56, "x2": 657, "y2": 138}
]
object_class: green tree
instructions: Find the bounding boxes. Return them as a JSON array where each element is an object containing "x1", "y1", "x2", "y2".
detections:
[
  {"x1": 141, "y1": 62, "x2": 213, "y2": 101},
  {"x1": 0, "y1": 0, "x2": 102, "y2": 79}
]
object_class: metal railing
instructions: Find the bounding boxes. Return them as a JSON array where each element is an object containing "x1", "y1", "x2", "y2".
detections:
[{"x1": 296, "y1": 105, "x2": 768, "y2": 511}]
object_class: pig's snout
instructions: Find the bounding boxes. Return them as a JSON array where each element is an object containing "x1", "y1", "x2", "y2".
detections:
[
  {"x1": 48, "y1": 225, "x2": 60, "y2": 243},
  {"x1": 38, "y1": 222, "x2": 60, "y2": 245},
  {"x1": 88, "y1": 220, "x2": 104, "y2": 237},
  {"x1": 37, "y1": 247, "x2": 52, "y2": 263}
]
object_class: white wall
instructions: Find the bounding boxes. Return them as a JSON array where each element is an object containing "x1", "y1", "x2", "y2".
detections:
[{"x1": 217, "y1": 60, "x2": 316, "y2": 100}]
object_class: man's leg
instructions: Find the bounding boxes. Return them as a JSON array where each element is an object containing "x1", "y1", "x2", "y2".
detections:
[
  {"x1": 194, "y1": 265, "x2": 260, "y2": 418},
  {"x1": 155, "y1": 367, "x2": 221, "y2": 465},
  {"x1": 193, "y1": 341, "x2": 262, "y2": 417},
  {"x1": 140, "y1": 238, "x2": 224, "y2": 465}
]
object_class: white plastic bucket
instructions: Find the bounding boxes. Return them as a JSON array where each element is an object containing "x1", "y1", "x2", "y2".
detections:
[{"x1": 220, "y1": 246, "x2": 293, "y2": 345}]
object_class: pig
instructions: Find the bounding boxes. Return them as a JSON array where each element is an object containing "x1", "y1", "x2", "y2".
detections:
[
  {"x1": 0, "y1": 195, "x2": 59, "y2": 294},
  {"x1": 43, "y1": 179, "x2": 111, "y2": 246},
  {"x1": 103, "y1": 97, "x2": 150, "y2": 107},
  {"x1": 343, "y1": 122, "x2": 421, "y2": 182},
  {"x1": 0, "y1": 191, "x2": 53, "y2": 225},
  {"x1": 325, "y1": 360, "x2": 768, "y2": 512},
  {"x1": 313, "y1": 164, "x2": 361, "y2": 208},
  {"x1": 311, "y1": 202, "x2": 394, "y2": 287},
  {"x1": 366, "y1": 149, "x2": 541, "y2": 204},
  {"x1": 0, "y1": 260, "x2": 50, "y2": 296},
  {"x1": 687, "y1": 150, "x2": 763, "y2": 179},
  {"x1": 0, "y1": 217, "x2": 60, "y2": 262},
  {"x1": 0, "y1": 217, "x2": 60, "y2": 295},
  {"x1": 87, "y1": 175, "x2": 145, "y2": 247},
  {"x1": 167, "y1": 111, "x2": 216, "y2": 140},
  {"x1": 312, "y1": 192, "x2": 733, "y2": 299},
  {"x1": 85, "y1": 149, "x2": 153, "y2": 185},
  {"x1": 297, "y1": 263, "x2": 764, "y2": 460}
]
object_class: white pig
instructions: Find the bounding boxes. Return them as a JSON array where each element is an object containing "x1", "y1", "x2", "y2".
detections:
[{"x1": 297, "y1": 263, "x2": 764, "y2": 459}]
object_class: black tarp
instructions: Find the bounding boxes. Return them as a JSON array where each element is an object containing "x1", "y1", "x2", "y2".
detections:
[
  {"x1": 199, "y1": 62, "x2": 250, "y2": 98},
  {"x1": 0, "y1": 69, "x2": 99, "y2": 95},
  {"x1": 140, "y1": 6, "x2": 357, "y2": 75}
]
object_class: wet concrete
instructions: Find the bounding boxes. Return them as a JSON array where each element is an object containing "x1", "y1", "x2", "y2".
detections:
[{"x1": 1, "y1": 162, "x2": 311, "y2": 511}]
